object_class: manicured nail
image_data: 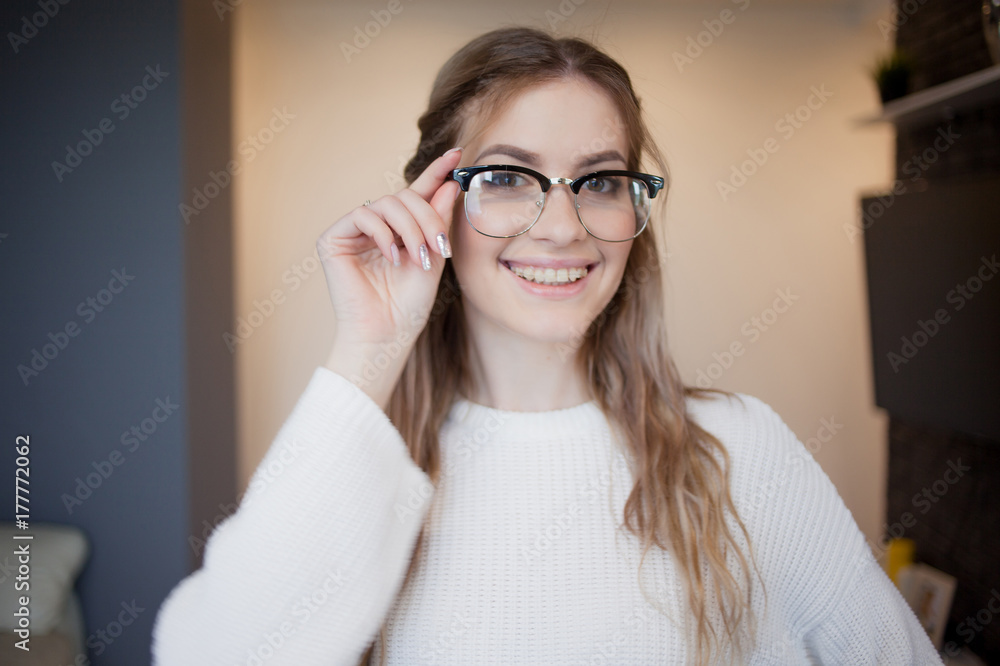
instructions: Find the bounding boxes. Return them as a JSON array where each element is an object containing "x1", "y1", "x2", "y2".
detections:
[
  {"x1": 389, "y1": 242, "x2": 401, "y2": 266},
  {"x1": 419, "y1": 244, "x2": 431, "y2": 271},
  {"x1": 436, "y1": 232, "x2": 452, "y2": 258},
  {"x1": 443, "y1": 146, "x2": 462, "y2": 157}
]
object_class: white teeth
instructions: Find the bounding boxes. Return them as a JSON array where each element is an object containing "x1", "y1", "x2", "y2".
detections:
[{"x1": 506, "y1": 263, "x2": 589, "y2": 285}]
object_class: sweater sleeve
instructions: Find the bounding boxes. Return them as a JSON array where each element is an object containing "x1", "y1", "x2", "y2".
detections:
[
  {"x1": 718, "y1": 394, "x2": 944, "y2": 666},
  {"x1": 151, "y1": 367, "x2": 434, "y2": 666},
  {"x1": 802, "y1": 545, "x2": 945, "y2": 665}
]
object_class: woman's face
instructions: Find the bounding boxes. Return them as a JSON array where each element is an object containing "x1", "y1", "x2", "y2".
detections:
[{"x1": 451, "y1": 77, "x2": 634, "y2": 349}]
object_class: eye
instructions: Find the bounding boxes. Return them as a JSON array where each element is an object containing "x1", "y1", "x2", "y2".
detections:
[
  {"x1": 484, "y1": 170, "x2": 529, "y2": 189},
  {"x1": 583, "y1": 176, "x2": 620, "y2": 195}
]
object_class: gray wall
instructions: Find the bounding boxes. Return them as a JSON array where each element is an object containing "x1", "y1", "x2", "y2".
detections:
[{"x1": 1, "y1": 1, "x2": 196, "y2": 663}]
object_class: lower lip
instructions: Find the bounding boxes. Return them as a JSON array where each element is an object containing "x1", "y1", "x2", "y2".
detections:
[{"x1": 500, "y1": 261, "x2": 595, "y2": 298}]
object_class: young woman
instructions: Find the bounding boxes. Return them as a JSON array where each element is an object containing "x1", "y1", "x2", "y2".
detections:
[{"x1": 153, "y1": 27, "x2": 943, "y2": 666}]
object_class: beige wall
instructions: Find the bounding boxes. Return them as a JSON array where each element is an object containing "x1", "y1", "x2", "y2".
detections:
[{"x1": 231, "y1": 0, "x2": 896, "y2": 546}]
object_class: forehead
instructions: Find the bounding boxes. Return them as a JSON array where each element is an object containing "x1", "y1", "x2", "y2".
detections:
[{"x1": 463, "y1": 78, "x2": 628, "y2": 171}]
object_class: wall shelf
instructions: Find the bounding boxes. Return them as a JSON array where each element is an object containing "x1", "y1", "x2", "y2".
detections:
[{"x1": 854, "y1": 63, "x2": 1000, "y2": 128}]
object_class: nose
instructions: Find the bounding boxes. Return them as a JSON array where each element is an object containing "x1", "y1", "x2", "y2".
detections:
[{"x1": 527, "y1": 184, "x2": 588, "y2": 245}]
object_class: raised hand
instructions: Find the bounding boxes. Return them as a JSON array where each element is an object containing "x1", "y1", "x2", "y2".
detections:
[{"x1": 317, "y1": 147, "x2": 463, "y2": 408}]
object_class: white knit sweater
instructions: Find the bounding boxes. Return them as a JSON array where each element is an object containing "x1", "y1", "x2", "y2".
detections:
[{"x1": 152, "y1": 367, "x2": 944, "y2": 665}]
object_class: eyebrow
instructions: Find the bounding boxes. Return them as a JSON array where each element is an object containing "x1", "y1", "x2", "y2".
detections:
[{"x1": 474, "y1": 144, "x2": 627, "y2": 171}]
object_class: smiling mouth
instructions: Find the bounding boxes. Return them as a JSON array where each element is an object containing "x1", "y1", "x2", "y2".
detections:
[{"x1": 500, "y1": 261, "x2": 595, "y2": 286}]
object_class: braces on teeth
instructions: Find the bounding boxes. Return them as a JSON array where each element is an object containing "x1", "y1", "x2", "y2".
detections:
[{"x1": 507, "y1": 264, "x2": 588, "y2": 285}]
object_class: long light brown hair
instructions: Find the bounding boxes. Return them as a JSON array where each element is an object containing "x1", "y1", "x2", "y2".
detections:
[{"x1": 362, "y1": 26, "x2": 763, "y2": 666}]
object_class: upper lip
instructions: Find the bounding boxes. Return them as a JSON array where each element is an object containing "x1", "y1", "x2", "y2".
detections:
[{"x1": 501, "y1": 258, "x2": 597, "y2": 269}]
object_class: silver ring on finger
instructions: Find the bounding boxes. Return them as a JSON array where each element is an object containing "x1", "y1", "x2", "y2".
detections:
[{"x1": 364, "y1": 200, "x2": 372, "y2": 207}]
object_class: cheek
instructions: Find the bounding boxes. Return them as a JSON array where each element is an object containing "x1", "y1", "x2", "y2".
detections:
[
  {"x1": 605, "y1": 242, "x2": 634, "y2": 284},
  {"x1": 450, "y1": 215, "x2": 499, "y2": 288},
  {"x1": 450, "y1": 209, "x2": 474, "y2": 257}
]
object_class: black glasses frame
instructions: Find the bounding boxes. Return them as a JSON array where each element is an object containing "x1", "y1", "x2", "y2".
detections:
[{"x1": 447, "y1": 164, "x2": 665, "y2": 242}]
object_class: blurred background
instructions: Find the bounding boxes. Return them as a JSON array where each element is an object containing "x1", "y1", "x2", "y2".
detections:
[{"x1": 1, "y1": 0, "x2": 997, "y2": 663}]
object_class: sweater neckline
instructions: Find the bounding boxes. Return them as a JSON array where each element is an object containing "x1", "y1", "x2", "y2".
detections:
[{"x1": 446, "y1": 395, "x2": 608, "y2": 441}]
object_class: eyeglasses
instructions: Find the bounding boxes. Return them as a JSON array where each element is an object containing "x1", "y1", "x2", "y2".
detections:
[{"x1": 448, "y1": 165, "x2": 665, "y2": 243}]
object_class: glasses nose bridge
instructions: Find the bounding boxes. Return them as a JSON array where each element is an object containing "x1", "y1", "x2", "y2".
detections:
[
  {"x1": 530, "y1": 175, "x2": 585, "y2": 241},
  {"x1": 539, "y1": 176, "x2": 578, "y2": 209}
]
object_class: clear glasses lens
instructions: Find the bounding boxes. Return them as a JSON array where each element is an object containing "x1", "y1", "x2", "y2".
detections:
[
  {"x1": 577, "y1": 174, "x2": 650, "y2": 241},
  {"x1": 465, "y1": 169, "x2": 650, "y2": 241},
  {"x1": 466, "y1": 169, "x2": 544, "y2": 237}
]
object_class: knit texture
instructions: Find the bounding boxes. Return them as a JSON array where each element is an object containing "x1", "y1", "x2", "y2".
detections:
[{"x1": 152, "y1": 367, "x2": 944, "y2": 665}]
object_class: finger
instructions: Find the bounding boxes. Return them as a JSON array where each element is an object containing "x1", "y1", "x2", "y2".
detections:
[
  {"x1": 407, "y1": 146, "x2": 463, "y2": 202},
  {"x1": 351, "y1": 207, "x2": 402, "y2": 265},
  {"x1": 428, "y1": 179, "x2": 461, "y2": 230},
  {"x1": 319, "y1": 206, "x2": 398, "y2": 265},
  {"x1": 395, "y1": 188, "x2": 456, "y2": 257},
  {"x1": 369, "y1": 195, "x2": 429, "y2": 268}
]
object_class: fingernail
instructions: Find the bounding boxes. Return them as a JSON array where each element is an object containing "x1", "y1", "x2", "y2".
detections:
[
  {"x1": 390, "y1": 242, "x2": 401, "y2": 266},
  {"x1": 419, "y1": 244, "x2": 431, "y2": 271},
  {"x1": 443, "y1": 146, "x2": 462, "y2": 157},
  {"x1": 436, "y1": 232, "x2": 452, "y2": 258},
  {"x1": 454, "y1": 185, "x2": 462, "y2": 200}
]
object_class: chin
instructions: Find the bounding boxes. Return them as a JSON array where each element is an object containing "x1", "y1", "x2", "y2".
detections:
[{"x1": 508, "y1": 314, "x2": 597, "y2": 350}]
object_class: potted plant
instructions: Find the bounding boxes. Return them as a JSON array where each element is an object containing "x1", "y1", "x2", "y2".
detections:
[{"x1": 871, "y1": 49, "x2": 913, "y2": 103}]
